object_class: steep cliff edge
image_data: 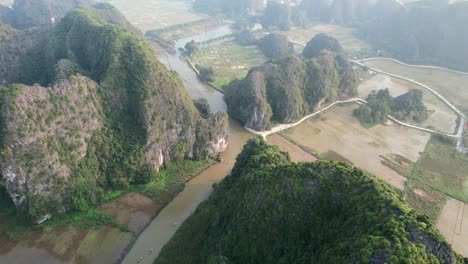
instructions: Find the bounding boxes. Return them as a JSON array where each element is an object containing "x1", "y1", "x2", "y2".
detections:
[
  {"x1": 225, "y1": 35, "x2": 358, "y2": 131},
  {"x1": 157, "y1": 138, "x2": 465, "y2": 264},
  {"x1": 0, "y1": 77, "x2": 103, "y2": 222},
  {"x1": 0, "y1": 6, "x2": 228, "y2": 222}
]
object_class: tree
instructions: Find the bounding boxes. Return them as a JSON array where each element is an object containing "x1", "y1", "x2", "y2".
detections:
[
  {"x1": 261, "y1": 1, "x2": 292, "y2": 31},
  {"x1": 303, "y1": 33, "x2": 343, "y2": 59},
  {"x1": 257, "y1": 33, "x2": 293, "y2": 59},
  {"x1": 235, "y1": 30, "x2": 257, "y2": 46},
  {"x1": 199, "y1": 66, "x2": 215, "y2": 82},
  {"x1": 184, "y1": 40, "x2": 199, "y2": 57}
]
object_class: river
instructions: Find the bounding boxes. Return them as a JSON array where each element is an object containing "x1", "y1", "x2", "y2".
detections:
[{"x1": 122, "y1": 25, "x2": 254, "y2": 264}]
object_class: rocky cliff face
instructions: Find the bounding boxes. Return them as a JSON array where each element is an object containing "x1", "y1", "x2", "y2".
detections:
[
  {"x1": 225, "y1": 36, "x2": 358, "y2": 131},
  {"x1": 225, "y1": 71, "x2": 273, "y2": 130},
  {"x1": 0, "y1": 5, "x2": 228, "y2": 222},
  {"x1": 0, "y1": 76, "x2": 103, "y2": 222}
]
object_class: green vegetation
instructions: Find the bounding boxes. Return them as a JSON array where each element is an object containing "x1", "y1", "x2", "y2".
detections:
[
  {"x1": 0, "y1": 158, "x2": 212, "y2": 241},
  {"x1": 192, "y1": 40, "x2": 267, "y2": 90},
  {"x1": 183, "y1": 40, "x2": 199, "y2": 57},
  {"x1": 225, "y1": 37, "x2": 358, "y2": 131},
  {"x1": 361, "y1": 2, "x2": 468, "y2": 71},
  {"x1": 234, "y1": 29, "x2": 257, "y2": 46},
  {"x1": 362, "y1": 59, "x2": 468, "y2": 117},
  {"x1": 0, "y1": 5, "x2": 227, "y2": 222},
  {"x1": 3, "y1": 0, "x2": 94, "y2": 29},
  {"x1": 261, "y1": 1, "x2": 292, "y2": 30},
  {"x1": 354, "y1": 89, "x2": 429, "y2": 126},
  {"x1": 404, "y1": 180, "x2": 447, "y2": 223},
  {"x1": 193, "y1": 98, "x2": 211, "y2": 119},
  {"x1": 392, "y1": 89, "x2": 429, "y2": 123},
  {"x1": 257, "y1": 33, "x2": 294, "y2": 59},
  {"x1": 303, "y1": 33, "x2": 343, "y2": 58},
  {"x1": 412, "y1": 135, "x2": 468, "y2": 203},
  {"x1": 198, "y1": 66, "x2": 215, "y2": 82},
  {"x1": 157, "y1": 138, "x2": 463, "y2": 263},
  {"x1": 354, "y1": 89, "x2": 393, "y2": 125}
]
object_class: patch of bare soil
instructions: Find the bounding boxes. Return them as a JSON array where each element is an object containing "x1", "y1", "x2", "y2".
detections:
[
  {"x1": 267, "y1": 134, "x2": 317, "y2": 163},
  {"x1": 413, "y1": 189, "x2": 432, "y2": 202},
  {"x1": 99, "y1": 192, "x2": 159, "y2": 233}
]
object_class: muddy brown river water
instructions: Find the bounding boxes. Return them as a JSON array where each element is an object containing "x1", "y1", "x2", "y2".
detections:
[{"x1": 122, "y1": 26, "x2": 254, "y2": 264}]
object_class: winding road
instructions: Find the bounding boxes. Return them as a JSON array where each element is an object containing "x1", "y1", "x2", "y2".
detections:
[{"x1": 255, "y1": 40, "x2": 467, "y2": 151}]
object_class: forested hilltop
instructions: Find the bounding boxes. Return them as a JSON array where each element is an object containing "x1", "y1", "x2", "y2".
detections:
[
  {"x1": 225, "y1": 34, "x2": 358, "y2": 131},
  {"x1": 0, "y1": 1, "x2": 228, "y2": 223},
  {"x1": 157, "y1": 138, "x2": 464, "y2": 264},
  {"x1": 193, "y1": 0, "x2": 468, "y2": 71},
  {"x1": 354, "y1": 89, "x2": 430, "y2": 125},
  {"x1": 360, "y1": 1, "x2": 468, "y2": 71}
]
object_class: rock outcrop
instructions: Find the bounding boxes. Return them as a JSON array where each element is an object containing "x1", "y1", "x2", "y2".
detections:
[
  {"x1": 0, "y1": 77, "x2": 103, "y2": 223},
  {"x1": 225, "y1": 35, "x2": 358, "y2": 131},
  {"x1": 0, "y1": 4, "x2": 228, "y2": 222}
]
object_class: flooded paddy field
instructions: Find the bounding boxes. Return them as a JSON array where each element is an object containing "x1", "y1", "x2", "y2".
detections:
[{"x1": 0, "y1": 193, "x2": 158, "y2": 264}]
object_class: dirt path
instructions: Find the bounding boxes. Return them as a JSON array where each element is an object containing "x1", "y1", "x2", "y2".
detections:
[
  {"x1": 245, "y1": 98, "x2": 367, "y2": 138},
  {"x1": 360, "y1": 57, "x2": 468, "y2": 76},
  {"x1": 352, "y1": 59, "x2": 466, "y2": 152},
  {"x1": 264, "y1": 39, "x2": 466, "y2": 144}
]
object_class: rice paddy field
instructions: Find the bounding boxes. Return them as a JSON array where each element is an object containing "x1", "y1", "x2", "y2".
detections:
[
  {"x1": 278, "y1": 104, "x2": 431, "y2": 190},
  {"x1": 412, "y1": 136, "x2": 468, "y2": 203},
  {"x1": 193, "y1": 40, "x2": 268, "y2": 90},
  {"x1": 102, "y1": 0, "x2": 204, "y2": 32},
  {"x1": 357, "y1": 73, "x2": 458, "y2": 134},
  {"x1": 362, "y1": 58, "x2": 468, "y2": 116},
  {"x1": 280, "y1": 23, "x2": 373, "y2": 57}
]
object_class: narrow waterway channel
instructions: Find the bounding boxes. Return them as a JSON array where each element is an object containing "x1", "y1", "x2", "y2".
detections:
[{"x1": 122, "y1": 25, "x2": 254, "y2": 264}]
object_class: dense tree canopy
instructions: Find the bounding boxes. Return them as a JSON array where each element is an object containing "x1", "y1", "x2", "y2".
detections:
[
  {"x1": 354, "y1": 89, "x2": 393, "y2": 124},
  {"x1": 360, "y1": 2, "x2": 468, "y2": 71},
  {"x1": 261, "y1": 1, "x2": 292, "y2": 31},
  {"x1": 354, "y1": 89, "x2": 430, "y2": 125},
  {"x1": 0, "y1": 5, "x2": 228, "y2": 221},
  {"x1": 303, "y1": 33, "x2": 344, "y2": 59},
  {"x1": 225, "y1": 48, "x2": 358, "y2": 130},
  {"x1": 257, "y1": 33, "x2": 293, "y2": 59},
  {"x1": 392, "y1": 89, "x2": 429, "y2": 122},
  {"x1": 157, "y1": 138, "x2": 463, "y2": 264}
]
